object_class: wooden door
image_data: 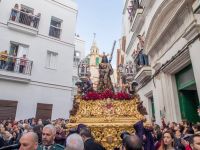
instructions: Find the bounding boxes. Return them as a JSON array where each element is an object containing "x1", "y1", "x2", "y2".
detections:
[
  {"x1": 36, "y1": 103, "x2": 52, "y2": 120},
  {"x1": 0, "y1": 100, "x2": 18, "y2": 121}
]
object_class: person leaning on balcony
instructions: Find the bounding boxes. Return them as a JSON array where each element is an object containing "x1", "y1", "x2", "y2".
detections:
[
  {"x1": 0, "y1": 50, "x2": 8, "y2": 69},
  {"x1": 32, "y1": 13, "x2": 41, "y2": 28},
  {"x1": 11, "y1": 4, "x2": 19, "y2": 21},
  {"x1": 137, "y1": 35, "x2": 149, "y2": 67},
  {"x1": 19, "y1": 54, "x2": 27, "y2": 73},
  {"x1": 8, "y1": 53, "x2": 17, "y2": 71}
]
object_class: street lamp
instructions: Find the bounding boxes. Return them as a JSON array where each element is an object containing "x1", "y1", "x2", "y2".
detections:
[
  {"x1": 118, "y1": 61, "x2": 138, "y2": 92},
  {"x1": 78, "y1": 59, "x2": 90, "y2": 82}
]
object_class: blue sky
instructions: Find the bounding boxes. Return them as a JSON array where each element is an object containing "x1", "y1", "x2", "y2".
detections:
[{"x1": 75, "y1": 0, "x2": 123, "y2": 67}]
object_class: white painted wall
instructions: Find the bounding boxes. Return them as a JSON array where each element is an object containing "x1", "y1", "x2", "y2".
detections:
[
  {"x1": 0, "y1": 0, "x2": 78, "y2": 120},
  {"x1": 189, "y1": 39, "x2": 200, "y2": 99},
  {"x1": 123, "y1": 0, "x2": 200, "y2": 124}
]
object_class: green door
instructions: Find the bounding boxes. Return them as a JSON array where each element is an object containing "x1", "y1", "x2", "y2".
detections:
[
  {"x1": 178, "y1": 90, "x2": 199, "y2": 123},
  {"x1": 176, "y1": 65, "x2": 200, "y2": 123}
]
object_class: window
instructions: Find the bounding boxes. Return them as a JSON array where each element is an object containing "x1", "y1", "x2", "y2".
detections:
[
  {"x1": 46, "y1": 51, "x2": 58, "y2": 69},
  {"x1": 10, "y1": 42, "x2": 28, "y2": 57},
  {"x1": 73, "y1": 51, "x2": 81, "y2": 66},
  {"x1": 96, "y1": 57, "x2": 99, "y2": 66},
  {"x1": 86, "y1": 58, "x2": 90, "y2": 64},
  {"x1": 74, "y1": 51, "x2": 80, "y2": 57},
  {"x1": 21, "y1": 5, "x2": 34, "y2": 14},
  {"x1": 49, "y1": 17, "x2": 62, "y2": 38}
]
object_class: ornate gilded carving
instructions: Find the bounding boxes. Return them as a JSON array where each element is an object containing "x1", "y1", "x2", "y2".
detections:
[{"x1": 67, "y1": 96, "x2": 146, "y2": 150}]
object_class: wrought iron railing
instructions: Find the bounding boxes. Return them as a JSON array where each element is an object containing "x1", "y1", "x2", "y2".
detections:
[
  {"x1": 133, "y1": 52, "x2": 149, "y2": 73},
  {"x1": 0, "y1": 54, "x2": 33, "y2": 75},
  {"x1": 128, "y1": 0, "x2": 143, "y2": 23},
  {"x1": 9, "y1": 8, "x2": 40, "y2": 29}
]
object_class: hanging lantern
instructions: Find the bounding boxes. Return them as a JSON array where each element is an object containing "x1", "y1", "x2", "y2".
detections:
[
  {"x1": 78, "y1": 59, "x2": 90, "y2": 81},
  {"x1": 118, "y1": 61, "x2": 138, "y2": 85}
]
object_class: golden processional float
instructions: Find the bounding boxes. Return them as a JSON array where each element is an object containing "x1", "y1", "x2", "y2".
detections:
[{"x1": 67, "y1": 41, "x2": 147, "y2": 150}]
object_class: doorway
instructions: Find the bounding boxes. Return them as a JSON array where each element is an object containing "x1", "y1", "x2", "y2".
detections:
[
  {"x1": 36, "y1": 103, "x2": 52, "y2": 120},
  {"x1": 176, "y1": 65, "x2": 200, "y2": 123}
]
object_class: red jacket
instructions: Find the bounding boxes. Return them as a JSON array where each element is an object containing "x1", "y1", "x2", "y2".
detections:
[{"x1": 185, "y1": 145, "x2": 192, "y2": 150}]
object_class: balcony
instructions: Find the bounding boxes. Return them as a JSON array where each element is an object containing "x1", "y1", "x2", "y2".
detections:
[
  {"x1": 0, "y1": 54, "x2": 33, "y2": 83},
  {"x1": 130, "y1": 8, "x2": 144, "y2": 32},
  {"x1": 193, "y1": 0, "x2": 200, "y2": 13},
  {"x1": 134, "y1": 66, "x2": 152, "y2": 85},
  {"x1": 133, "y1": 51, "x2": 152, "y2": 84},
  {"x1": 7, "y1": 8, "x2": 40, "y2": 35}
]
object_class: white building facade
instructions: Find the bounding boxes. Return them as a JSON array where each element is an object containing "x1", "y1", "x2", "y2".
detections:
[
  {"x1": 0, "y1": 0, "x2": 78, "y2": 120},
  {"x1": 121, "y1": 0, "x2": 200, "y2": 124}
]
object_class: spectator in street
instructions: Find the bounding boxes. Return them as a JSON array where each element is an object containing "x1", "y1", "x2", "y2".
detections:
[
  {"x1": 65, "y1": 133, "x2": 84, "y2": 150},
  {"x1": 143, "y1": 121, "x2": 155, "y2": 150},
  {"x1": 122, "y1": 134, "x2": 143, "y2": 150},
  {"x1": 190, "y1": 134, "x2": 200, "y2": 150},
  {"x1": 55, "y1": 125, "x2": 66, "y2": 146},
  {"x1": 0, "y1": 131, "x2": 14, "y2": 148},
  {"x1": 133, "y1": 119, "x2": 145, "y2": 143},
  {"x1": 33, "y1": 125, "x2": 43, "y2": 145},
  {"x1": 158, "y1": 130, "x2": 175, "y2": 150},
  {"x1": 193, "y1": 124, "x2": 200, "y2": 135},
  {"x1": 174, "y1": 125, "x2": 185, "y2": 150},
  {"x1": 37, "y1": 124, "x2": 64, "y2": 150},
  {"x1": 19, "y1": 132, "x2": 38, "y2": 150},
  {"x1": 79, "y1": 127, "x2": 105, "y2": 150}
]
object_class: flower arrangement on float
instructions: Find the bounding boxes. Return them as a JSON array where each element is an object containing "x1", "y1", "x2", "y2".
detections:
[{"x1": 82, "y1": 89, "x2": 131, "y2": 100}]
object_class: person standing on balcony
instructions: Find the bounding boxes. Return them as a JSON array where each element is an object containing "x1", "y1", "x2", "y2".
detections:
[
  {"x1": 32, "y1": 13, "x2": 41, "y2": 28},
  {"x1": 19, "y1": 54, "x2": 27, "y2": 73},
  {"x1": 0, "y1": 50, "x2": 8, "y2": 69},
  {"x1": 137, "y1": 35, "x2": 149, "y2": 67},
  {"x1": 8, "y1": 53, "x2": 16, "y2": 71},
  {"x1": 11, "y1": 4, "x2": 19, "y2": 21}
]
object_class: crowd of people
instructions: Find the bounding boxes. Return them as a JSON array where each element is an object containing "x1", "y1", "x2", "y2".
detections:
[{"x1": 0, "y1": 117, "x2": 200, "y2": 150}]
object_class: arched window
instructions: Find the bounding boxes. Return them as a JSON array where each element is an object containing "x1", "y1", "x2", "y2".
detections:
[{"x1": 96, "y1": 57, "x2": 99, "y2": 65}]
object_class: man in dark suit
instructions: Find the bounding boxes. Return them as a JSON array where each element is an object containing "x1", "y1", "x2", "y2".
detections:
[{"x1": 79, "y1": 127, "x2": 105, "y2": 150}]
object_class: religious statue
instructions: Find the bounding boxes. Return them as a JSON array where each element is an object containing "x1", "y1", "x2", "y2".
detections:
[
  {"x1": 100, "y1": 52, "x2": 109, "y2": 63},
  {"x1": 137, "y1": 101, "x2": 148, "y2": 115},
  {"x1": 75, "y1": 77, "x2": 93, "y2": 94},
  {"x1": 97, "y1": 52, "x2": 114, "y2": 92}
]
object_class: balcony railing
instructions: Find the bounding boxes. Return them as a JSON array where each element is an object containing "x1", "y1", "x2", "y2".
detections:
[
  {"x1": 0, "y1": 54, "x2": 33, "y2": 75},
  {"x1": 133, "y1": 51, "x2": 149, "y2": 74},
  {"x1": 128, "y1": 0, "x2": 143, "y2": 24},
  {"x1": 9, "y1": 8, "x2": 40, "y2": 29}
]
